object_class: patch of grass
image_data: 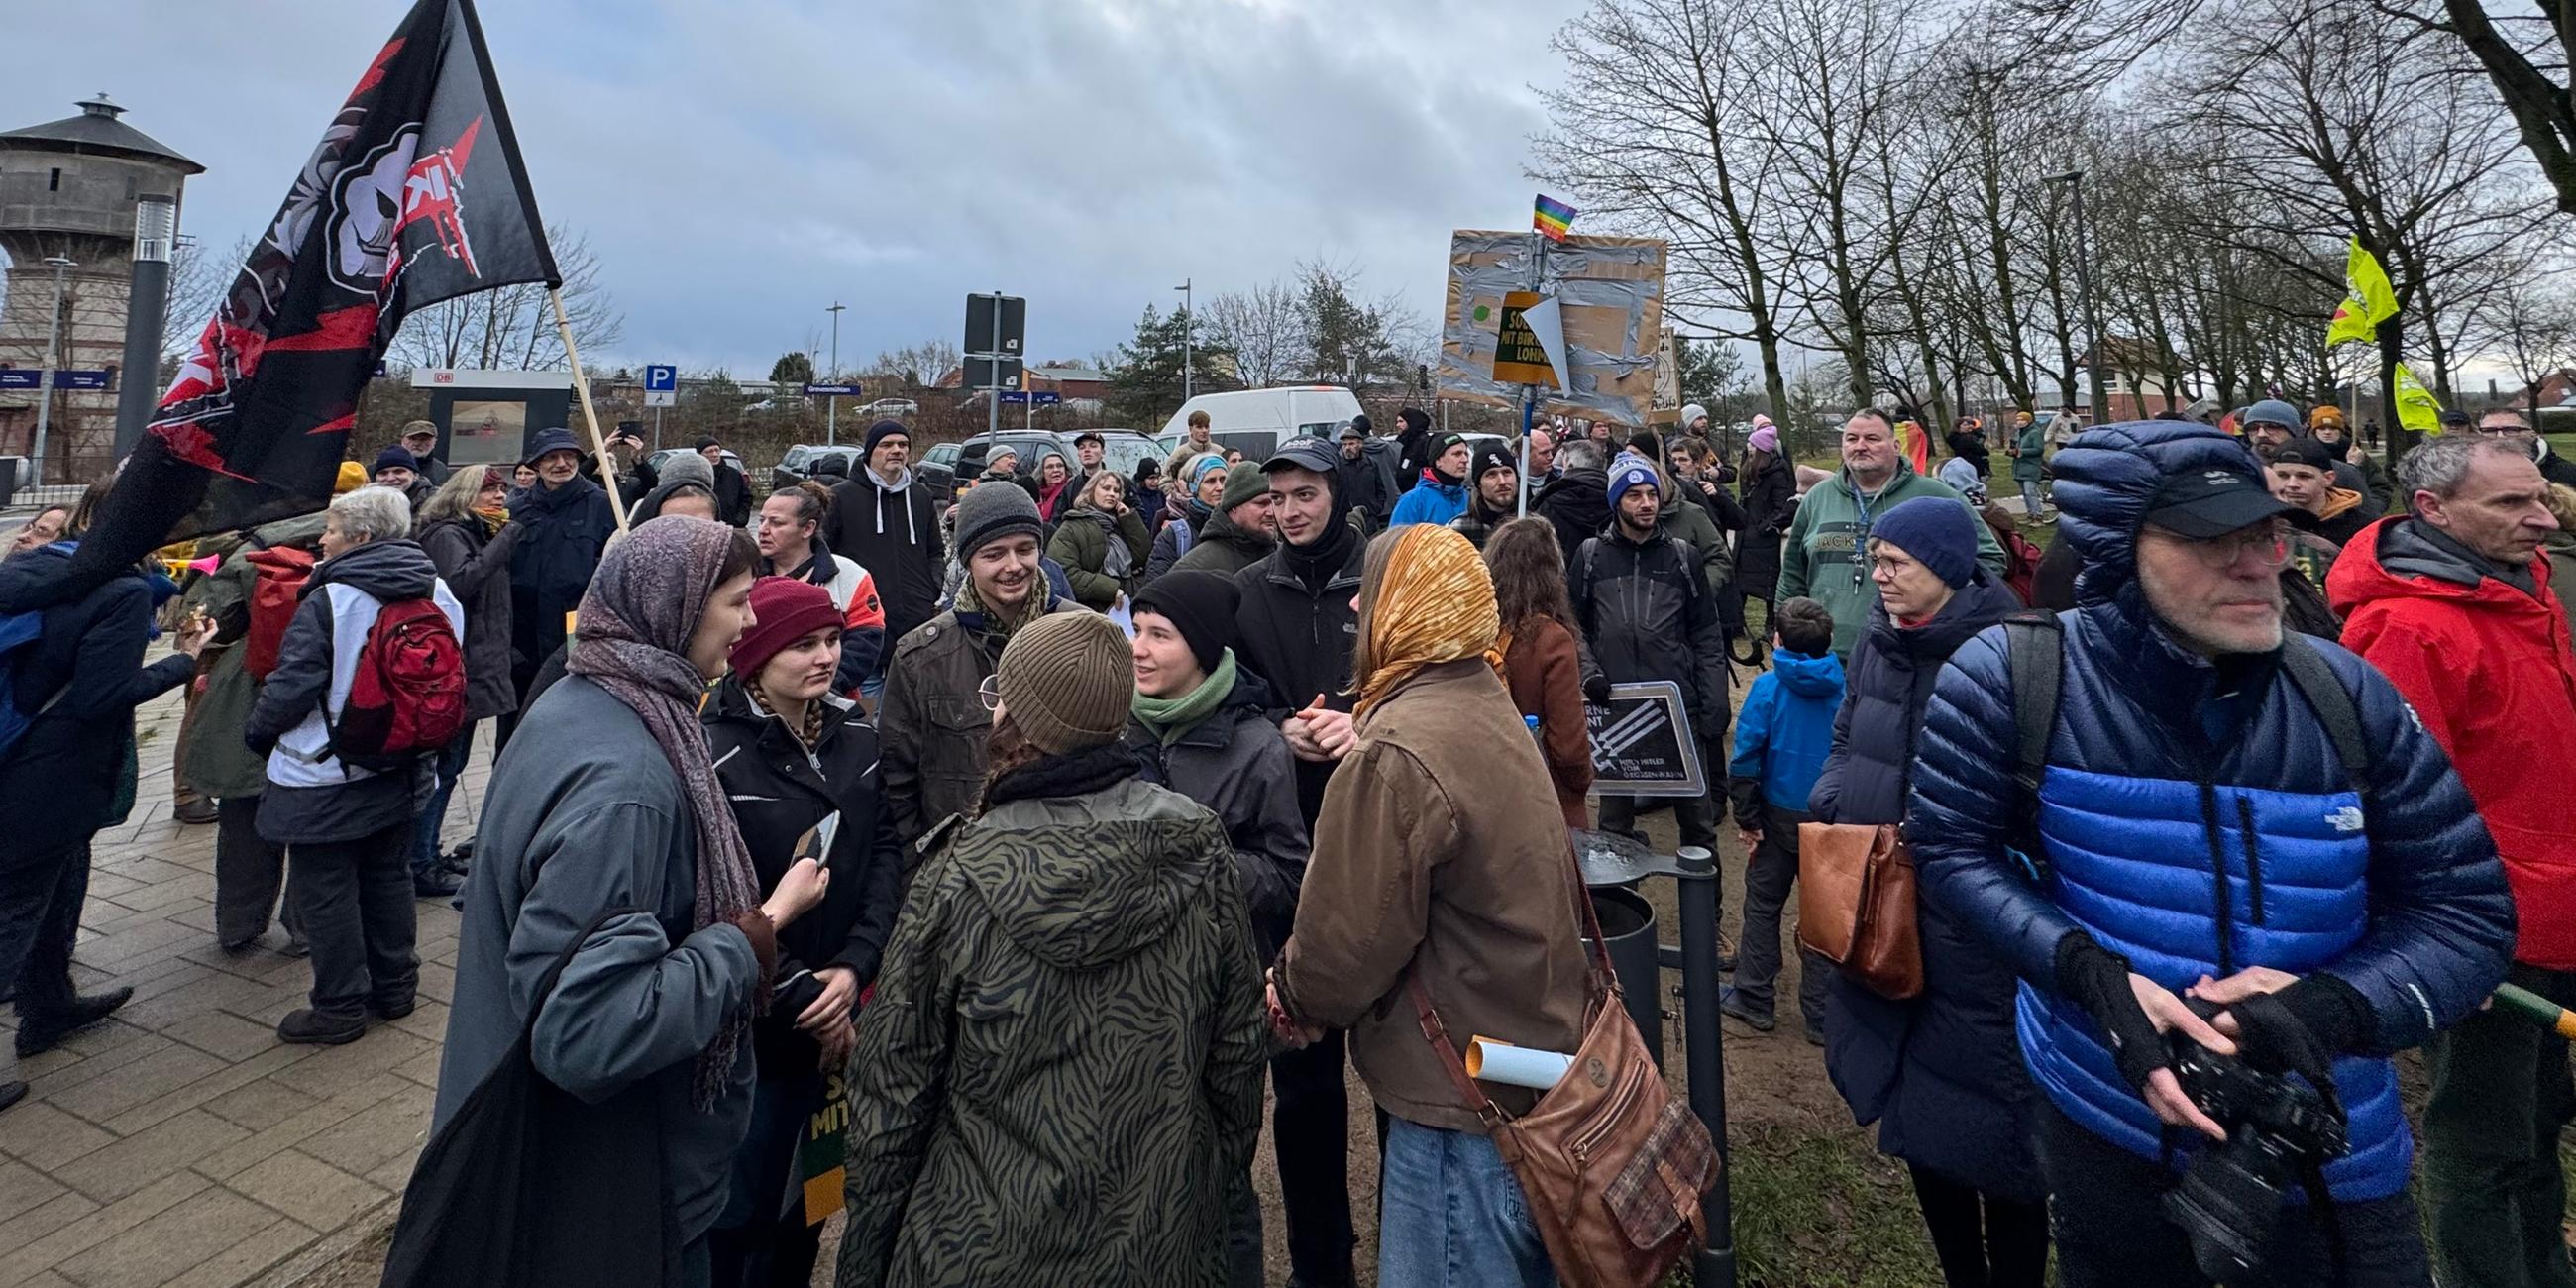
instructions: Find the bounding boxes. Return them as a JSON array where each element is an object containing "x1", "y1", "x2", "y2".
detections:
[{"x1": 1725, "y1": 1121, "x2": 1943, "y2": 1288}]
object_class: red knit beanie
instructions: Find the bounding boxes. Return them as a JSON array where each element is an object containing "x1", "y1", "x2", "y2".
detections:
[{"x1": 729, "y1": 577, "x2": 842, "y2": 678}]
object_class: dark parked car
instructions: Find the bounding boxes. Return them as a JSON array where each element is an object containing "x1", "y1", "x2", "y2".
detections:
[
  {"x1": 771, "y1": 443, "x2": 864, "y2": 492},
  {"x1": 916, "y1": 430, "x2": 1076, "y2": 504}
]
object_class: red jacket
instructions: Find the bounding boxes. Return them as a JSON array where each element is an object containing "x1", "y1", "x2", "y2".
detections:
[{"x1": 2329, "y1": 518, "x2": 2576, "y2": 967}]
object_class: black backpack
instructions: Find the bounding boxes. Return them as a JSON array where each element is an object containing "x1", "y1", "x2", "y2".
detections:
[{"x1": 2000, "y1": 612, "x2": 2374, "y2": 877}]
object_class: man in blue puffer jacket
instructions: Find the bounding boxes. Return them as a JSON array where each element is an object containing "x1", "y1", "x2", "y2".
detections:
[{"x1": 1910, "y1": 421, "x2": 2515, "y2": 1286}]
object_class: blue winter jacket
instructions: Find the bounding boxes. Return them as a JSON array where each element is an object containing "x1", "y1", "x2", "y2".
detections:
[
  {"x1": 1727, "y1": 649, "x2": 1845, "y2": 815},
  {"x1": 1910, "y1": 421, "x2": 2515, "y2": 1203},
  {"x1": 1387, "y1": 474, "x2": 1467, "y2": 528}
]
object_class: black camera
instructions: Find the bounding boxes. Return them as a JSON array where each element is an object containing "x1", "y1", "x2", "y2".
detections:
[{"x1": 2158, "y1": 1034, "x2": 2350, "y2": 1281}]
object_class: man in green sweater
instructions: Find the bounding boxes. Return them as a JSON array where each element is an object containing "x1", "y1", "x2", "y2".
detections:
[
  {"x1": 2010, "y1": 409, "x2": 2051, "y2": 521},
  {"x1": 1777, "y1": 409, "x2": 2006, "y2": 657}
]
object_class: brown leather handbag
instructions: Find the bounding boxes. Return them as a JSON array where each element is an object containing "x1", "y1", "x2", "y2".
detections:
[
  {"x1": 1410, "y1": 848, "x2": 1718, "y2": 1287},
  {"x1": 1795, "y1": 821, "x2": 1924, "y2": 1000}
]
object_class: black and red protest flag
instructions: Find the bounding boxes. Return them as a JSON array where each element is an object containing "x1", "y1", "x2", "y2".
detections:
[{"x1": 54, "y1": 0, "x2": 555, "y2": 597}]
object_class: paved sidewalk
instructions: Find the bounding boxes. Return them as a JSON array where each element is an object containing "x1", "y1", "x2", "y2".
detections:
[{"x1": 0, "y1": 679, "x2": 487, "y2": 1288}]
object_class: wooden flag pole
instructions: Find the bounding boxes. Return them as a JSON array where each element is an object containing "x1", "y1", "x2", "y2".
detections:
[{"x1": 551, "y1": 286, "x2": 632, "y2": 533}]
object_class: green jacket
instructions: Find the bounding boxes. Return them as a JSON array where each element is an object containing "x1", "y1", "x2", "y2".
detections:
[
  {"x1": 2011, "y1": 425, "x2": 2046, "y2": 481},
  {"x1": 1045, "y1": 504, "x2": 1151, "y2": 609},
  {"x1": 1777, "y1": 462, "x2": 2006, "y2": 657},
  {"x1": 837, "y1": 772, "x2": 1266, "y2": 1288},
  {"x1": 179, "y1": 513, "x2": 328, "y2": 800},
  {"x1": 1657, "y1": 497, "x2": 1735, "y2": 600}
]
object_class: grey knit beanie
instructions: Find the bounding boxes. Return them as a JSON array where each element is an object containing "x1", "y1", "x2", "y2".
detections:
[
  {"x1": 954, "y1": 480, "x2": 1043, "y2": 560},
  {"x1": 997, "y1": 611, "x2": 1134, "y2": 754}
]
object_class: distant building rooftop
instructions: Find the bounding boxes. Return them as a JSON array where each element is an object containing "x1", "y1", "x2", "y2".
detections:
[{"x1": 0, "y1": 95, "x2": 202, "y2": 174}]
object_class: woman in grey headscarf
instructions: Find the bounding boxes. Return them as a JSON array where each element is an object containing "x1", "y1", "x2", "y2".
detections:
[{"x1": 428, "y1": 516, "x2": 832, "y2": 1285}]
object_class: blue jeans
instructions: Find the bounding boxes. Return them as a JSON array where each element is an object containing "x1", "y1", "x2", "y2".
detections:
[
  {"x1": 408, "y1": 724, "x2": 476, "y2": 877},
  {"x1": 1377, "y1": 1116, "x2": 1556, "y2": 1288},
  {"x1": 2019, "y1": 480, "x2": 2047, "y2": 517}
]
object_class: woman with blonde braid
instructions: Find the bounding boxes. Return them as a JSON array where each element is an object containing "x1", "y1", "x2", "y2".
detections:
[{"x1": 1266, "y1": 524, "x2": 1587, "y2": 1287}]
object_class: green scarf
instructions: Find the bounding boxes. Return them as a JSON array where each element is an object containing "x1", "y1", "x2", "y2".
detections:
[
  {"x1": 953, "y1": 571, "x2": 1055, "y2": 641},
  {"x1": 1131, "y1": 649, "x2": 1237, "y2": 745}
]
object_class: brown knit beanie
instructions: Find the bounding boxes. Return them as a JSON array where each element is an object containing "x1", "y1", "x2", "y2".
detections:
[{"x1": 995, "y1": 611, "x2": 1133, "y2": 754}]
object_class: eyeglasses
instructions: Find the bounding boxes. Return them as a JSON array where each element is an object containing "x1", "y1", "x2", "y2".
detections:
[
  {"x1": 2173, "y1": 523, "x2": 2293, "y2": 572},
  {"x1": 977, "y1": 674, "x2": 1001, "y2": 712}
]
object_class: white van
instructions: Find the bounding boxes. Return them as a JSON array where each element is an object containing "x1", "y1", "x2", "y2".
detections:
[{"x1": 1159, "y1": 386, "x2": 1365, "y2": 462}]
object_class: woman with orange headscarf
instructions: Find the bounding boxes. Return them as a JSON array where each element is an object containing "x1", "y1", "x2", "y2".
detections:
[{"x1": 1265, "y1": 523, "x2": 1587, "y2": 1287}]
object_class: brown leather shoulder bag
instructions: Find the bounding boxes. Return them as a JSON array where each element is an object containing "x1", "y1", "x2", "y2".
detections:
[
  {"x1": 1795, "y1": 821, "x2": 1924, "y2": 1000},
  {"x1": 1408, "y1": 846, "x2": 1718, "y2": 1287}
]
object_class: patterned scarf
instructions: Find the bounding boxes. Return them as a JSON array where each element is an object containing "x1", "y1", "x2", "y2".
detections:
[
  {"x1": 565, "y1": 516, "x2": 764, "y2": 1112},
  {"x1": 953, "y1": 569, "x2": 1054, "y2": 641},
  {"x1": 1354, "y1": 524, "x2": 1504, "y2": 716}
]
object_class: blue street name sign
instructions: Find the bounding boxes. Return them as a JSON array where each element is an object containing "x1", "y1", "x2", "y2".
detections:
[
  {"x1": 0, "y1": 369, "x2": 111, "y2": 390},
  {"x1": 804, "y1": 383, "x2": 865, "y2": 397},
  {"x1": 999, "y1": 390, "x2": 1061, "y2": 405}
]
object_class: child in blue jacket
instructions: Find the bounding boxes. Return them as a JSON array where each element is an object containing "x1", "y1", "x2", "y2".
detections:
[{"x1": 1724, "y1": 596, "x2": 1847, "y2": 1042}]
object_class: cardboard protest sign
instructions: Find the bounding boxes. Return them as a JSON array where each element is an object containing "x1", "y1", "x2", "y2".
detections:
[{"x1": 1440, "y1": 230, "x2": 1667, "y2": 427}]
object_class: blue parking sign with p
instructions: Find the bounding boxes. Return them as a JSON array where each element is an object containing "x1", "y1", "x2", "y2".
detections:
[{"x1": 645, "y1": 365, "x2": 678, "y2": 391}]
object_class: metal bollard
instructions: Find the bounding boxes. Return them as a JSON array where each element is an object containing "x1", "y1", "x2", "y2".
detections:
[{"x1": 1673, "y1": 844, "x2": 1736, "y2": 1288}]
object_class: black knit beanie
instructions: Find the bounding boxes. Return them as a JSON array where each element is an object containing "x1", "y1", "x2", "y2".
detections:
[{"x1": 1131, "y1": 570, "x2": 1240, "y2": 675}]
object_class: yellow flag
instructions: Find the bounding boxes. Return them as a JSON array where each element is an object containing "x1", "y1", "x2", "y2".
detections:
[
  {"x1": 2326, "y1": 239, "x2": 2399, "y2": 348},
  {"x1": 2393, "y1": 363, "x2": 2445, "y2": 435}
]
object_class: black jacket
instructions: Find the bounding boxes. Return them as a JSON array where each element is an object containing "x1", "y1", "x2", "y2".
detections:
[
  {"x1": 0, "y1": 549, "x2": 192, "y2": 858},
  {"x1": 1736, "y1": 452, "x2": 1796, "y2": 598},
  {"x1": 1534, "y1": 467, "x2": 1612, "y2": 571},
  {"x1": 417, "y1": 515, "x2": 520, "y2": 722},
  {"x1": 508, "y1": 475, "x2": 616, "y2": 678},
  {"x1": 824, "y1": 470, "x2": 946, "y2": 652},
  {"x1": 1395, "y1": 426, "x2": 1434, "y2": 493},
  {"x1": 1571, "y1": 525, "x2": 1730, "y2": 736},
  {"x1": 710, "y1": 462, "x2": 753, "y2": 527},
  {"x1": 1127, "y1": 669, "x2": 1309, "y2": 960},
  {"x1": 1339, "y1": 441, "x2": 1399, "y2": 529},
  {"x1": 1804, "y1": 573, "x2": 2038, "y2": 1200},
  {"x1": 1231, "y1": 534, "x2": 1364, "y2": 822},
  {"x1": 702, "y1": 679, "x2": 902, "y2": 1064},
  {"x1": 245, "y1": 539, "x2": 444, "y2": 844}
]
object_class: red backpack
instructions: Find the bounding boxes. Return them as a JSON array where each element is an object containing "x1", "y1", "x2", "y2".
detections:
[
  {"x1": 327, "y1": 596, "x2": 467, "y2": 771},
  {"x1": 242, "y1": 547, "x2": 316, "y2": 679}
]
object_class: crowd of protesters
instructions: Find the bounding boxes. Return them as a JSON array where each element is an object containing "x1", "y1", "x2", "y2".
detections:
[{"x1": 0, "y1": 391, "x2": 2568, "y2": 1288}]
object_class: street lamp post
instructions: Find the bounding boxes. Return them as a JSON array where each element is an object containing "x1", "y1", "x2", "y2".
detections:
[
  {"x1": 2045, "y1": 170, "x2": 2111, "y2": 427},
  {"x1": 825, "y1": 300, "x2": 845, "y2": 446},
  {"x1": 30, "y1": 255, "x2": 77, "y2": 490},
  {"x1": 1174, "y1": 278, "x2": 1193, "y2": 402},
  {"x1": 115, "y1": 195, "x2": 177, "y2": 459}
]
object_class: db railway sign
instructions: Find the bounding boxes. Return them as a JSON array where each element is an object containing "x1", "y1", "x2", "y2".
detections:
[{"x1": 1585, "y1": 680, "x2": 1706, "y2": 798}]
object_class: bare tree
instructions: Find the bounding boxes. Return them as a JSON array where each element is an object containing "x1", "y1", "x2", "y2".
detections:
[
  {"x1": 2494, "y1": 273, "x2": 2576, "y2": 418},
  {"x1": 389, "y1": 226, "x2": 622, "y2": 371},
  {"x1": 160, "y1": 234, "x2": 254, "y2": 364},
  {"x1": 1534, "y1": 0, "x2": 1802, "y2": 415},
  {"x1": 858, "y1": 340, "x2": 961, "y2": 390},
  {"x1": 1203, "y1": 279, "x2": 1304, "y2": 388}
]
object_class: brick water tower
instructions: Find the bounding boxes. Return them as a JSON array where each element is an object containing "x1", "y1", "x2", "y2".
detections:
[{"x1": 0, "y1": 94, "x2": 201, "y2": 487}]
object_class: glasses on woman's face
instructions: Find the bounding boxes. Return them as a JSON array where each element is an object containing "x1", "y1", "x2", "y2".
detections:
[
  {"x1": 2183, "y1": 522, "x2": 2294, "y2": 572},
  {"x1": 977, "y1": 673, "x2": 1001, "y2": 712}
]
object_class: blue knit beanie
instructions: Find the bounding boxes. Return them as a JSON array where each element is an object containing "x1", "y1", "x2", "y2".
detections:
[
  {"x1": 1607, "y1": 457, "x2": 1660, "y2": 508},
  {"x1": 1870, "y1": 496, "x2": 1980, "y2": 590}
]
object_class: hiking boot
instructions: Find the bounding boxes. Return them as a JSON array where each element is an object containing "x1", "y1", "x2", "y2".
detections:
[
  {"x1": 278, "y1": 936, "x2": 311, "y2": 959},
  {"x1": 412, "y1": 868, "x2": 463, "y2": 900},
  {"x1": 1719, "y1": 986, "x2": 1775, "y2": 1032},
  {"x1": 173, "y1": 798, "x2": 219, "y2": 825},
  {"x1": 276, "y1": 1009, "x2": 367, "y2": 1046},
  {"x1": 370, "y1": 994, "x2": 417, "y2": 1022},
  {"x1": 15, "y1": 988, "x2": 135, "y2": 1058},
  {"x1": 1804, "y1": 1017, "x2": 1827, "y2": 1047}
]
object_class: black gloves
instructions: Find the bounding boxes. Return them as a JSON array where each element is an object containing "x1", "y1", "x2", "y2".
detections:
[
  {"x1": 1583, "y1": 669, "x2": 1612, "y2": 704},
  {"x1": 2054, "y1": 932, "x2": 2171, "y2": 1095},
  {"x1": 2234, "y1": 973, "x2": 2370, "y2": 1087}
]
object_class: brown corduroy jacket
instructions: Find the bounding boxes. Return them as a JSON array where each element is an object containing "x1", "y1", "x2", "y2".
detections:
[
  {"x1": 1500, "y1": 616, "x2": 1594, "y2": 829},
  {"x1": 1274, "y1": 659, "x2": 1589, "y2": 1133}
]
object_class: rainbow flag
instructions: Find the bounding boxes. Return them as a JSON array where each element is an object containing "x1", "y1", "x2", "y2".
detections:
[{"x1": 1534, "y1": 194, "x2": 1577, "y2": 242}]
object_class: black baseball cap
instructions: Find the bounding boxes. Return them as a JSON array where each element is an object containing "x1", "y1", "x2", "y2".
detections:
[
  {"x1": 2270, "y1": 437, "x2": 2336, "y2": 472},
  {"x1": 2439, "y1": 408, "x2": 2475, "y2": 430},
  {"x1": 2142, "y1": 465, "x2": 2290, "y2": 539},
  {"x1": 1074, "y1": 431, "x2": 1103, "y2": 448},
  {"x1": 1263, "y1": 435, "x2": 1341, "y2": 477}
]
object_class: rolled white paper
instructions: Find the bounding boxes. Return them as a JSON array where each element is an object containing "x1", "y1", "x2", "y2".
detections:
[{"x1": 1466, "y1": 1035, "x2": 1576, "y2": 1091}]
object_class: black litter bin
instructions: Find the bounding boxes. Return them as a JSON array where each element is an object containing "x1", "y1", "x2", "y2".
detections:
[
  {"x1": 0, "y1": 456, "x2": 20, "y2": 509},
  {"x1": 1586, "y1": 885, "x2": 1664, "y2": 1067}
]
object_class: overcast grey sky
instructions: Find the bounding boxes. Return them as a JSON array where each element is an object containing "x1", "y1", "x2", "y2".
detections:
[{"x1": 10, "y1": 0, "x2": 1592, "y2": 376}]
